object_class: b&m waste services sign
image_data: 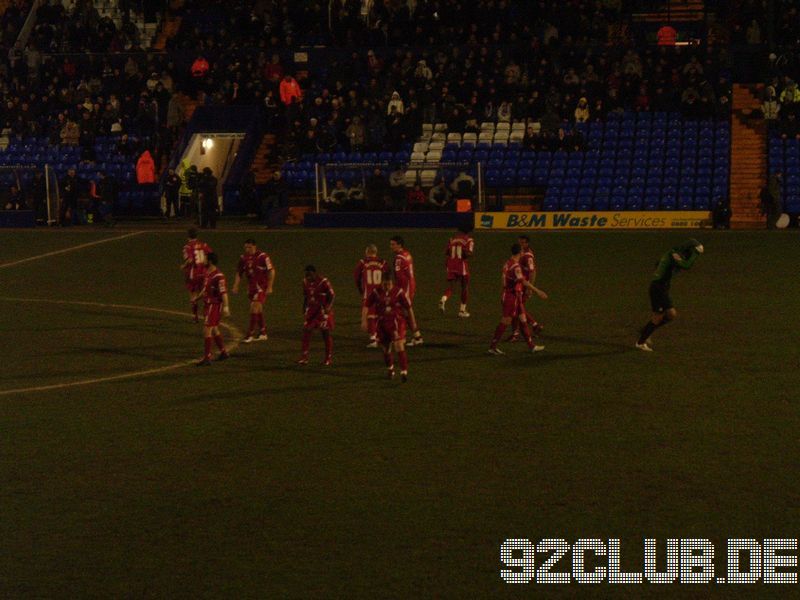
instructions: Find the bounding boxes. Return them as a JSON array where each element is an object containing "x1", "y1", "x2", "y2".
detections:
[{"x1": 475, "y1": 211, "x2": 709, "y2": 230}]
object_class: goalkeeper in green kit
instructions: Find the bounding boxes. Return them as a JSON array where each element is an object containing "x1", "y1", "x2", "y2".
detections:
[{"x1": 636, "y1": 239, "x2": 704, "y2": 352}]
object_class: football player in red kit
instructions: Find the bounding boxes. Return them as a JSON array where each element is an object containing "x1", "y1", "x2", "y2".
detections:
[
  {"x1": 389, "y1": 236, "x2": 423, "y2": 346},
  {"x1": 181, "y1": 228, "x2": 212, "y2": 323},
  {"x1": 232, "y1": 238, "x2": 275, "y2": 343},
  {"x1": 354, "y1": 244, "x2": 389, "y2": 348},
  {"x1": 439, "y1": 223, "x2": 475, "y2": 318},
  {"x1": 197, "y1": 252, "x2": 230, "y2": 366},
  {"x1": 365, "y1": 272, "x2": 417, "y2": 382},
  {"x1": 298, "y1": 265, "x2": 335, "y2": 366},
  {"x1": 509, "y1": 234, "x2": 543, "y2": 341},
  {"x1": 489, "y1": 243, "x2": 548, "y2": 355}
]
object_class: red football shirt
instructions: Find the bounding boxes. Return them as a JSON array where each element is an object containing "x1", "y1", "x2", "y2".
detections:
[
  {"x1": 519, "y1": 249, "x2": 537, "y2": 282},
  {"x1": 183, "y1": 240, "x2": 212, "y2": 280},
  {"x1": 203, "y1": 270, "x2": 227, "y2": 305},
  {"x1": 304, "y1": 276, "x2": 335, "y2": 315},
  {"x1": 354, "y1": 257, "x2": 389, "y2": 301},
  {"x1": 393, "y1": 249, "x2": 416, "y2": 299},
  {"x1": 502, "y1": 258, "x2": 525, "y2": 295},
  {"x1": 445, "y1": 233, "x2": 475, "y2": 276},
  {"x1": 238, "y1": 250, "x2": 274, "y2": 292},
  {"x1": 367, "y1": 286, "x2": 411, "y2": 328}
]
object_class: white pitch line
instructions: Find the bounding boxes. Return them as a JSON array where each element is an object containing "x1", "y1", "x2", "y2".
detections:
[
  {"x1": 0, "y1": 231, "x2": 145, "y2": 269},
  {"x1": 0, "y1": 297, "x2": 242, "y2": 397}
]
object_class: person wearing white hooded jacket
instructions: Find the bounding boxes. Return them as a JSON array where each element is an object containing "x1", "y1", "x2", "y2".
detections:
[{"x1": 387, "y1": 91, "x2": 405, "y2": 115}]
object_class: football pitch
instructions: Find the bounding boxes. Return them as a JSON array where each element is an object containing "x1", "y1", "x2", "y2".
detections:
[{"x1": 1, "y1": 227, "x2": 799, "y2": 598}]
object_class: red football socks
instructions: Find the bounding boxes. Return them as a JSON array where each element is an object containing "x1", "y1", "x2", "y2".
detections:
[
  {"x1": 248, "y1": 314, "x2": 256, "y2": 336},
  {"x1": 323, "y1": 332, "x2": 333, "y2": 359},
  {"x1": 192, "y1": 301, "x2": 198, "y2": 319},
  {"x1": 301, "y1": 330, "x2": 311, "y2": 355},
  {"x1": 460, "y1": 283, "x2": 469, "y2": 304},
  {"x1": 398, "y1": 350, "x2": 408, "y2": 371},
  {"x1": 520, "y1": 322, "x2": 534, "y2": 349},
  {"x1": 368, "y1": 318, "x2": 377, "y2": 336},
  {"x1": 257, "y1": 313, "x2": 266, "y2": 334},
  {"x1": 383, "y1": 351, "x2": 393, "y2": 368},
  {"x1": 491, "y1": 323, "x2": 507, "y2": 347},
  {"x1": 443, "y1": 288, "x2": 452, "y2": 299},
  {"x1": 213, "y1": 334, "x2": 225, "y2": 351},
  {"x1": 204, "y1": 336, "x2": 212, "y2": 358}
]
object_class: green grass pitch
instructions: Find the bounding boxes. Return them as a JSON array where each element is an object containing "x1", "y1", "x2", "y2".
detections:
[{"x1": 1, "y1": 228, "x2": 799, "y2": 598}]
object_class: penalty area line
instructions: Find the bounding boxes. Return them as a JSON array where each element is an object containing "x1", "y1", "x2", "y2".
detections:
[
  {"x1": 0, "y1": 297, "x2": 242, "y2": 397},
  {"x1": 0, "y1": 231, "x2": 146, "y2": 270}
]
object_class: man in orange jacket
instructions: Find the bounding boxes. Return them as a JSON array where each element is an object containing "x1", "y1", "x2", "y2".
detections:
[{"x1": 279, "y1": 75, "x2": 302, "y2": 106}]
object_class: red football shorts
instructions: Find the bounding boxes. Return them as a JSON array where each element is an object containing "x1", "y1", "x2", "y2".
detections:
[
  {"x1": 501, "y1": 291, "x2": 523, "y2": 319},
  {"x1": 248, "y1": 287, "x2": 267, "y2": 304},
  {"x1": 377, "y1": 317, "x2": 406, "y2": 346},
  {"x1": 447, "y1": 272, "x2": 469, "y2": 285},
  {"x1": 304, "y1": 308, "x2": 335, "y2": 331},
  {"x1": 204, "y1": 303, "x2": 222, "y2": 327},
  {"x1": 362, "y1": 300, "x2": 378, "y2": 318}
]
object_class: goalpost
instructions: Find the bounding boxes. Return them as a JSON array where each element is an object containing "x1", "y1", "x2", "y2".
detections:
[
  {"x1": 0, "y1": 164, "x2": 60, "y2": 225},
  {"x1": 315, "y1": 162, "x2": 485, "y2": 212}
]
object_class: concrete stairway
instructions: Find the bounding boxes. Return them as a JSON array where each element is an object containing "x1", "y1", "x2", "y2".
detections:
[
  {"x1": 730, "y1": 84, "x2": 767, "y2": 229},
  {"x1": 252, "y1": 134, "x2": 279, "y2": 185}
]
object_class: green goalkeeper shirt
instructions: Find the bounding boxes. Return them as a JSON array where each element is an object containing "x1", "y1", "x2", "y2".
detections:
[{"x1": 652, "y1": 246, "x2": 700, "y2": 287}]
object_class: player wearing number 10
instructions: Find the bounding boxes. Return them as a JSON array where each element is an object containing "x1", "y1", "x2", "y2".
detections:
[
  {"x1": 181, "y1": 228, "x2": 212, "y2": 323},
  {"x1": 354, "y1": 244, "x2": 389, "y2": 348},
  {"x1": 439, "y1": 223, "x2": 475, "y2": 318}
]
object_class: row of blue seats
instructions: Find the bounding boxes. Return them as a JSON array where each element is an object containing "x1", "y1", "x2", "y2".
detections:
[{"x1": 541, "y1": 197, "x2": 715, "y2": 212}]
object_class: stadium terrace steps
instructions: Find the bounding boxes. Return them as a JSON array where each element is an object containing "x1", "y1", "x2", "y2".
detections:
[
  {"x1": 253, "y1": 134, "x2": 278, "y2": 185},
  {"x1": 730, "y1": 84, "x2": 767, "y2": 229},
  {"x1": 153, "y1": 0, "x2": 185, "y2": 50},
  {"x1": 153, "y1": 16, "x2": 181, "y2": 50}
]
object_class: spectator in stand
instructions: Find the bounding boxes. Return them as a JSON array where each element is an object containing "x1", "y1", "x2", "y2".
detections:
[
  {"x1": 60, "y1": 117, "x2": 80, "y2": 145},
  {"x1": 262, "y1": 171, "x2": 287, "y2": 220},
  {"x1": 388, "y1": 166, "x2": 407, "y2": 211},
  {"x1": 451, "y1": 171, "x2": 475, "y2": 200},
  {"x1": 574, "y1": 97, "x2": 590, "y2": 122},
  {"x1": 429, "y1": 180, "x2": 451, "y2": 210},
  {"x1": 762, "y1": 86, "x2": 780, "y2": 123},
  {"x1": 60, "y1": 168, "x2": 79, "y2": 225},
  {"x1": 346, "y1": 116, "x2": 366, "y2": 151},
  {"x1": 279, "y1": 75, "x2": 303, "y2": 107},
  {"x1": 407, "y1": 183, "x2": 426, "y2": 210},
  {"x1": 263, "y1": 54, "x2": 284, "y2": 83},
  {"x1": 780, "y1": 81, "x2": 800, "y2": 111},
  {"x1": 365, "y1": 168, "x2": 387, "y2": 211},
  {"x1": 3, "y1": 185, "x2": 25, "y2": 210},
  {"x1": 387, "y1": 91, "x2": 404, "y2": 115},
  {"x1": 497, "y1": 101, "x2": 512, "y2": 123},
  {"x1": 136, "y1": 149, "x2": 156, "y2": 184},
  {"x1": 191, "y1": 55, "x2": 209, "y2": 79},
  {"x1": 163, "y1": 167, "x2": 181, "y2": 219},
  {"x1": 780, "y1": 113, "x2": 800, "y2": 139},
  {"x1": 325, "y1": 180, "x2": 349, "y2": 211}
]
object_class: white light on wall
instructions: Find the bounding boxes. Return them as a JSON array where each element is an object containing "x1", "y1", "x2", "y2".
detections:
[{"x1": 202, "y1": 137, "x2": 214, "y2": 151}]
